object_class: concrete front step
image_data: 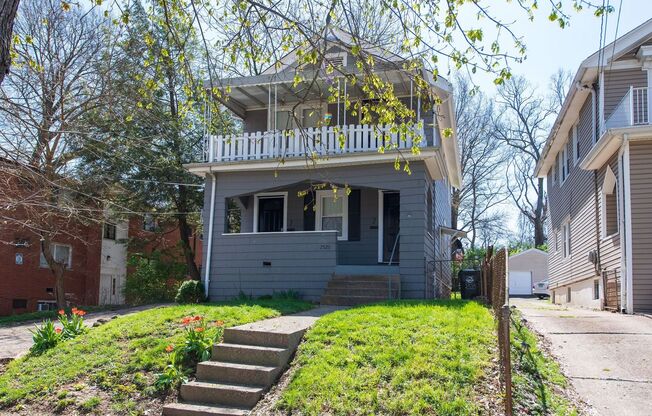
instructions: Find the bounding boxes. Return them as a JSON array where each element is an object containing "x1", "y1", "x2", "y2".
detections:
[
  {"x1": 162, "y1": 402, "x2": 249, "y2": 416},
  {"x1": 197, "y1": 361, "x2": 281, "y2": 386},
  {"x1": 212, "y1": 343, "x2": 290, "y2": 367},
  {"x1": 222, "y1": 326, "x2": 305, "y2": 349},
  {"x1": 320, "y1": 294, "x2": 389, "y2": 306},
  {"x1": 180, "y1": 381, "x2": 264, "y2": 408}
]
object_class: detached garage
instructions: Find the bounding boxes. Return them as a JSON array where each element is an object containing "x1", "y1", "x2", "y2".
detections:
[{"x1": 508, "y1": 248, "x2": 548, "y2": 296}]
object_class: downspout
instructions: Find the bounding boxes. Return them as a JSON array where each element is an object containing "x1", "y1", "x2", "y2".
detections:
[{"x1": 203, "y1": 172, "x2": 217, "y2": 299}]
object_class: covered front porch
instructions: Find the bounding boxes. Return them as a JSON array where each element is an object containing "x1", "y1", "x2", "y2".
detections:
[{"x1": 224, "y1": 181, "x2": 402, "y2": 267}]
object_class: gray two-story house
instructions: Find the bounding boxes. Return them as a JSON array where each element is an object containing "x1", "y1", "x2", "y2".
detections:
[
  {"x1": 186, "y1": 30, "x2": 462, "y2": 305},
  {"x1": 535, "y1": 19, "x2": 652, "y2": 313}
]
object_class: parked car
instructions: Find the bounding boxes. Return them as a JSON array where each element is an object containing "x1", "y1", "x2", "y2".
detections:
[{"x1": 533, "y1": 281, "x2": 550, "y2": 299}]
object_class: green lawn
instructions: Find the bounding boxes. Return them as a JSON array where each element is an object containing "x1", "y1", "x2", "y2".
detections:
[
  {"x1": 277, "y1": 300, "x2": 496, "y2": 415},
  {"x1": 510, "y1": 311, "x2": 579, "y2": 415},
  {"x1": 0, "y1": 299, "x2": 312, "y2": 414}
]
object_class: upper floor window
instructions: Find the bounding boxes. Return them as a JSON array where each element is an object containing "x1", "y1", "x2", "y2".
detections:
[
  {"x1": 572, "y1": 124, "x2": 580, "y2": 165},
  {"x1": 103, "y1": 223, "x2": 116, "y2": 240},
  {"x1": 562, "y1": 219, "x2": 571, "y2": 259},
  {"x1": 40, "y1": 243, "x2": 72, "y2": 269},
  {"x1": 559, "y1": 145, "x2": 569, "y2": 184},
  {"x1": 601, "y1": 166, "x2": 618, "y2": 238},
  {"x1": 552, "y1": 155, "x2": 557, "y2": 185}
]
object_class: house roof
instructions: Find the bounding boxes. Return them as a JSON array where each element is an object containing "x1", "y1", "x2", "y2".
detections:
[
  {"x1": 534, "y1": 18, "x2": 652, "y2": 178},
  {"x1": 508, "y1": 247, "x2": 548, "y2": 260},
  {"x1": 205, "y1": 28, "x2": 462, "y2": 188}
]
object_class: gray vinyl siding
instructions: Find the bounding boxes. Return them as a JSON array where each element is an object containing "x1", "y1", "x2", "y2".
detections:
[
  {"x1": 204, "y1": 162, "x2": 432, "y2": 300},
  {"x1": 629, "y1": 141, "x2": 652, "y2": 312},
  {"x1": 212, "y1": 231, "x2": 337, "y2": 301},
  {"x1": 604, "y1": 68, "x2": 648, "y2": 120},
  {"x1": 547, "y1": 94, "x2": 606, "y2": 289}
]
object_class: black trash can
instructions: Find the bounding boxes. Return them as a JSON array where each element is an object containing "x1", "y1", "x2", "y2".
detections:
[{"x1": 459, "y1": 269, "x2": 481, "y2": 299}]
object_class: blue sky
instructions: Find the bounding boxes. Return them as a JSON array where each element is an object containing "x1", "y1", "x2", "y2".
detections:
[{"x1": 474, "y1": 1, "x2": 650, "y2": 93}]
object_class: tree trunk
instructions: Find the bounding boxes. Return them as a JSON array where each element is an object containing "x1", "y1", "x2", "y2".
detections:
[
  {"x1": 41, "y1": 237, "x2": 67, "y2": 308},
  {"x1": 177, "y1": 212, "x2": 201, "y2": 281},
  {"x1": 0, "y1": 0, "x2": 20, "y2": 86}
]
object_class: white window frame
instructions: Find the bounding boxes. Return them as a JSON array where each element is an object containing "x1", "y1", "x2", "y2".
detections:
[
  {"x1": 600, "y1": 165, "x2": 618, "y2": 239},
  {"x1": 40, "y1": 243, "x2": 72, "y2": 269},
  {"x1": 559, "y1": 145, "x2": 569, "y2": 185},
  {"x1": 315, "y1": 189, "x2": 348, "y2": 241},
  {"x1": 253, "y1": 192, "x2": 288, "y2": 233},
  {"x1": 561, "y1": 218, "x2": 571, "y2": 259},
  {"x1": 572, "y1": 124, "x2": 580, "y2": 165}
]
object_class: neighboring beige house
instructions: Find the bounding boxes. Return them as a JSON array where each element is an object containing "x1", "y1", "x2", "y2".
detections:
[
  {"x1": 508, "y1": 248, "x2": 548, "y2": 296},
  {"x1": 535, "y1": 19, "x2": 652, "y2": 313}
]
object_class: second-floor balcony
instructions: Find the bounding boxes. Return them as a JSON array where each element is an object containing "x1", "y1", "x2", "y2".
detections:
[
  {"x1": 204, "y1": 123, "x2": 431, "y2": 163},
  {"x1": 605, "y1": 86, "x2": 650, "y2": 130}
]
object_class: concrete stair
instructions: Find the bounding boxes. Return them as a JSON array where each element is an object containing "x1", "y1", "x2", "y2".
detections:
[
  {"x1": 320, "y1": 274, "x2": 401, "y2": 306},
  {"x1": 162, "y1": 318, "x2": 312, "y2": 416}
]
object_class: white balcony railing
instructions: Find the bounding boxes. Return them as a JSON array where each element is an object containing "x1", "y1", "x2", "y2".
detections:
[
  {"x1": 605, "y1": 86, "x2": 650, "y2": 130},
  {"x1": 204, "y1": 123, "x2": 427, "y2": 163}
]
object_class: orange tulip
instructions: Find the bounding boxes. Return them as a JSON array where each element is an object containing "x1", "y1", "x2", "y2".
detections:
[
  {"x1": 194, "y1": 327, "x2": 205, "y2": 333},
  {"x1": 55, "y1": 327, "x2": 62, "y2": 334},
  {"x1": 165, "y1": 345, "x2": 174, "y2": 352},
  {"x1": 58, "y1": 309, "x2": 65, "y2": 316}
]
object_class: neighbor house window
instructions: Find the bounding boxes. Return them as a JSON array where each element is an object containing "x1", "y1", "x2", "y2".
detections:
[
  {"x1": 562, "y1": 220, "x2": 571, "y2": 259},
  {"x1": 572, "y1": 124, "x2": 580, "y2": 165},
  {"x1": 559, "y1": 145, "x2": 569, "y2": 184},
  {"x1": 103, "y1": 223, "x2": 116, "y2": 240},
  {"x1": 601, "y1": 166, "x2": 618, "y2": 238},
  {"x1": 12, "y1": 299, "x2": 27, "y2": 309},
  {"x1": 254, "y1": 193, "x2": 287, "y2": 233},
  {"x1": 316, "y1": 190, "x2": 348, "y2": 240},
  {"x1": 143, "y1": 214, "x2": 157, "y2": 232},
  {"x1": 40, "y1": 243, "x2": 72, "y2": 269}
]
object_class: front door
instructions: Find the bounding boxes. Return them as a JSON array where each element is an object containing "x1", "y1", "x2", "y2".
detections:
[
  {"x1": 382, "y1": 192, "x2": 400, "y2": 263},
  {"x1": 258, "y1": 197, "x2": 284, "y2": 232}
]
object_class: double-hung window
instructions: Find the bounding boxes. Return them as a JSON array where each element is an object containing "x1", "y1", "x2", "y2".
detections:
[
  {"x1": 561, "y1": 220, "x2": 571, "y2": 259},
  {"x1": 559, "y1": 145, "x2": 569, "y2": 184},
  {"x1": 40, "y1": 243, "x2": 72, "y2": 269},
  {"x1": 316, "y1": 190, "x2": 348, "y2": 240}
]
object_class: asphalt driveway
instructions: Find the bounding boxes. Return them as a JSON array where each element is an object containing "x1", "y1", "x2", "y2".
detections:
[
  {"x1": 511, "y1": 297, "x2": 652, "y2": 416},
  {"x1": 0, "y1": 304, "x2": 166, "y2": 360}
]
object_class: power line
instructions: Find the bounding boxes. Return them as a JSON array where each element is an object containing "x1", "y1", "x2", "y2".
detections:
[
  {"x1": 608, "y1": 0, "x2": 624, "y2": 72},
  {"x1": 121, "y1": 178, "x2": 204, "y2": 187}
]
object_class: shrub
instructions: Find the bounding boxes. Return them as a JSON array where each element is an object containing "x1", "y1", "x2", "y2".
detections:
[
  {"x1": 175, "y1": 280, "x2": 205, "y2": 304},
  {"x1": 29, "y1": 319, "x2": 61, "y2": 354},
  {"x1": 124, "y1": 251, "x2": 186, "y2": 304}
]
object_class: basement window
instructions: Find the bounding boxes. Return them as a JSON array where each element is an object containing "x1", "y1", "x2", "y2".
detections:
[
  {"x1": 601, "y1": 166, "x2": 618, "y2": 238},
  {"x1": 12, "y1": 299, "x2": 27, "y2": 309}
]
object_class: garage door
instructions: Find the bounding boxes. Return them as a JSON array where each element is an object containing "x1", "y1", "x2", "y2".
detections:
[{"x1": 509, "y1": 271, "x2": 532, "y2": 295}]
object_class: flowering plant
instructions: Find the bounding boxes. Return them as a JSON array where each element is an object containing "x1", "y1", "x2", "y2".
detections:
[
  {"x1": 58, "y1": 308, "x2": 88, "y2": 339},
  {"x1": 180, "y1": 315, "x2": 222, "y2": 363},
  {"x1": 29, "y1": 307, "x2": 89, "y2": 354},
  {"x1": 154, "y1": 345, "x2": 190, "y2": 391}
]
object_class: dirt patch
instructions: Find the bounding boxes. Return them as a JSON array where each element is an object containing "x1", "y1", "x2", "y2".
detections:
[
  {"x1": 0, "y1": 376, "x2": 177, "y2": 416},
  {"x1": 249, "y1": 361, "x2": 296, "y2": 415},
  {"x1": 474, "y1": 343, "x2": 503, "y2": 415}
]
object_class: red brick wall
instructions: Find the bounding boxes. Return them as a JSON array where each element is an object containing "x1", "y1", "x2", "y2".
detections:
[
  {"x1": 127, "y1": 216, "x2": 202, "y2": 271},
  {"x1": 0, "y1": 224, "x2": 102, "y2": 316}
]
